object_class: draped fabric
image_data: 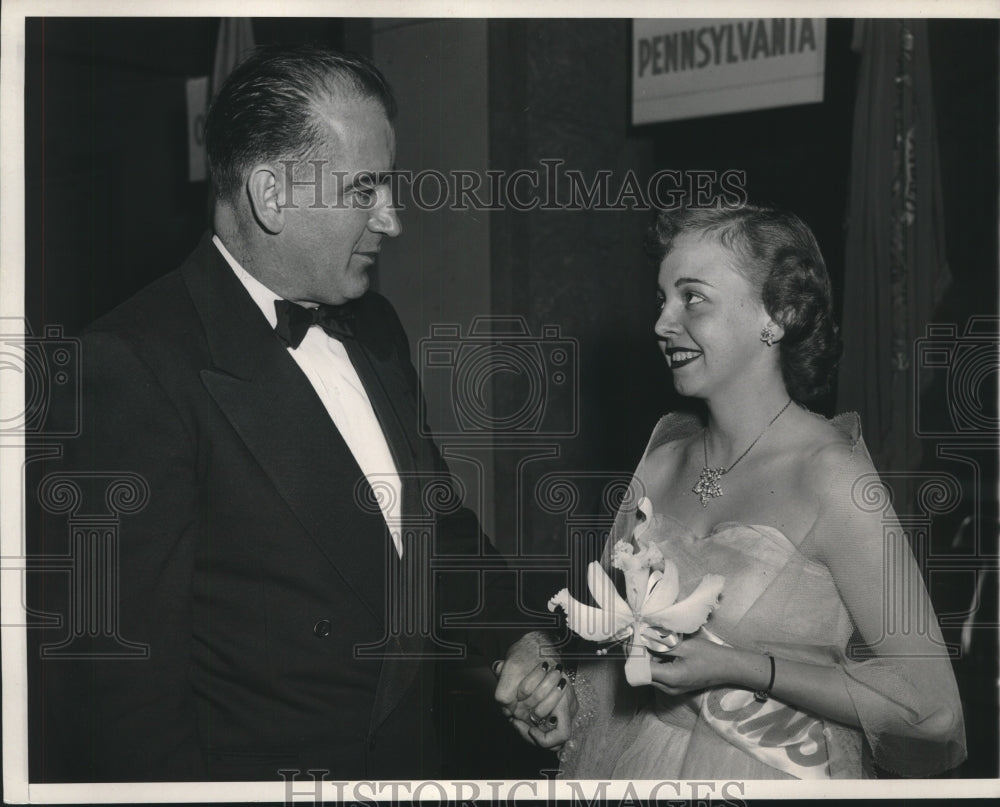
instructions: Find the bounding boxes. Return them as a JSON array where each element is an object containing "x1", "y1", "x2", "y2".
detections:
[
  {"x1": 837, "y1": 20, "x2": 950, "y2": 507},
  {"x1": 558, "y1": 412, "x2": 966, "y2": 779},
  {"x1": 212, "y1": 18, "x2": 256, "y2": 98}
]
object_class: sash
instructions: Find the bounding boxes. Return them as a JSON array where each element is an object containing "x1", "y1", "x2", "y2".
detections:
[{"x1": 699, "y1": 632, "x2": 832, "y2": 779}]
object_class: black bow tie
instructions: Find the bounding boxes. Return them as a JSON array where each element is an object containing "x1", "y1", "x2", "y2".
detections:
[{"x1": 273, "y1": 299, "x2": 357, "y2": 348}]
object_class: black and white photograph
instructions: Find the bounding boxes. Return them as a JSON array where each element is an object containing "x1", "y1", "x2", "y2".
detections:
[{"x1": 1, "y1": 1, "x2": 997, "y2": 803}]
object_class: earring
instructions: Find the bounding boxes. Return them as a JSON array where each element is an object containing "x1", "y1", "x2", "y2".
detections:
[{"x1": 760, "y1": 325, "x2": 775, "y2": 346}]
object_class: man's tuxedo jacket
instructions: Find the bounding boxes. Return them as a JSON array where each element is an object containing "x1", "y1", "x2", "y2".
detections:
[{"x1": 31, "y1": 234, "x2": 516, "y2": 782}]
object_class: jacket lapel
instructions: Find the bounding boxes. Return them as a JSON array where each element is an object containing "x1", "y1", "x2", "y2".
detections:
[
  {"x1": 183, "y1": 236, "x2": 431, "y2": 731},
  {"x1": 181, "y1": 236, "x2": 393, "y2": 621},
  {"x1": 342, "y1": 338, "x2": 420, "y2": 511},
  {"x1": 344, "y1": 317, "x2": 429, "y2": 733}
]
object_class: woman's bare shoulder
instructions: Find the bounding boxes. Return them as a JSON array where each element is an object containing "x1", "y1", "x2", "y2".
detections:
[
  {"x1": 644, "y1": 410, "x2": 702, "y2": 460},
  {"x1": 783, "y1": 410, "x2": 877, "y2": 512}
]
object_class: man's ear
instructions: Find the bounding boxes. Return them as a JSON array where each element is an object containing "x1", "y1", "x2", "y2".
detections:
[{"x1": 246, "y1": 164, "x2": 284, "y2": 234}]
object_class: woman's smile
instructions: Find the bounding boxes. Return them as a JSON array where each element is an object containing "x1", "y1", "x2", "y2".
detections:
[{"x1": 663, "y1": 347, "x2": 703, "y2": 369}]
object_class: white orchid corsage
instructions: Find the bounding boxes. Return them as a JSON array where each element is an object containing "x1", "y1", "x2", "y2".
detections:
[{"x1": 548, "y1": 497, "x2": 725, "y2": 686}]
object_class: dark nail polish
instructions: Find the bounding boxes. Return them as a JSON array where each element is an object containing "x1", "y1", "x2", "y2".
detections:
[
  {"x1": 554, "y1": 663, "x2": 563, "y2": 673},
  {"x1": 548, "y1": 716, "x2": 558, "y2": 725},
  {"x1": 558, "y1": 678, "x2": 567, "y2": 690},
  {"x1": 541, "y1": 661, "x2": 549, "y2": 671}
]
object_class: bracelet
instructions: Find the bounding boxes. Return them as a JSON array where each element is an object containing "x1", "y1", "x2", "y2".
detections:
[{"x1": 754, "y1": 654, "x2": 775, "y2": 702}]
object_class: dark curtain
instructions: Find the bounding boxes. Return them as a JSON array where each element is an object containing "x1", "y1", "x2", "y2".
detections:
[{"x1": 838, "y1": 19, "x2": 951, "y2": 507}]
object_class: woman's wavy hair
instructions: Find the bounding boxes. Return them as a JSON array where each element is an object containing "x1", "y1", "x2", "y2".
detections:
[{"x1": 648, "y1": 204, "x2": 842, "y2": 402}]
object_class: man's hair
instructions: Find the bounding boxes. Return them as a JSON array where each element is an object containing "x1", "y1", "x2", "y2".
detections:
[
  {"x1": 648, "y1": 203, "x2": 842, "y2": 402},
  {"x1": 205, "y1": 44, "x2": 396, "y2": 203}
]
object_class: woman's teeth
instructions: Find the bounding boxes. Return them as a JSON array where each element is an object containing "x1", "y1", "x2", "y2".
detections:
[{"x1": 667, "y1": 350, "x2": 701, "y2": 368}]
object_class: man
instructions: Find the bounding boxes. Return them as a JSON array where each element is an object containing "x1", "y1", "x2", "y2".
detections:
[{"x1": 33, "y1": 44, "x2": 569, "y2": 783}]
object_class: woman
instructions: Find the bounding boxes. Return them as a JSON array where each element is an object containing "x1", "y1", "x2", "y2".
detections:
[{"x1": 513, "y1": 204, "x2": 966, "y2": 779}]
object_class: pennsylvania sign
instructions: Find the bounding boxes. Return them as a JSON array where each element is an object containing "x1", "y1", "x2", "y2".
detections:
[{"x1": 632, "y1": 18, "x2": 826, "y2": 124}]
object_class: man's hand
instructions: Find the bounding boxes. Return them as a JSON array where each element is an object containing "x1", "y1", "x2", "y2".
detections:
[{"x1": 493, "y1": 632, "x2": 577, "y2": 750}]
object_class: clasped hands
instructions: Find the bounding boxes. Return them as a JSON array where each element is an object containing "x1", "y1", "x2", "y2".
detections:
[
  {"x1": 494, "y1": 630, "x2": 739, "y2": 749},
  {"x1": 492, "y1": 633, "x2": 577, "y2": 750}
]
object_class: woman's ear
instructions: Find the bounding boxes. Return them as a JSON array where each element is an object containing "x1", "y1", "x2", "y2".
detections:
[
  {"x1": 765, "y1": 319, "x2": 786, "y2": 343},
  {"x1": 246, "y1": 164, "x2": 284, "y2": 234},
  {"x1": 760, "y1": 312, "x2": 787, "y2": 347},
  {"x1": 766, "y1": 305, "x2": 797, "y2": 343}
]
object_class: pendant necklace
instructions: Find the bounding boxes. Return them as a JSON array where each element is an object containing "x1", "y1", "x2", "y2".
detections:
[{"x1": 693, "y1": 398, "x2": 793, "y2": 507}]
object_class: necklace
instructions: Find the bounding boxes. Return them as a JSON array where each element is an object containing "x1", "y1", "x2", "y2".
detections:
[{"x1": 693, "y1": 398, "x2": 793, "y2": 507}]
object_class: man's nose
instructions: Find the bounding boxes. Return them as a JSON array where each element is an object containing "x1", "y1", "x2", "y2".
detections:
[{"x1": 369, "y1": 193, "x2": 402, "y2": 238}]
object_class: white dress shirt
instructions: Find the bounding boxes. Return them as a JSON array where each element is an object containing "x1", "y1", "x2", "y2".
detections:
[{"x1": 213, "y1": 235, "x2": 404, "y2": 557}]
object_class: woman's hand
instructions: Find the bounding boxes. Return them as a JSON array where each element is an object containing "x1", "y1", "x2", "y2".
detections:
[
  {"x1": 645, "y1": 631, "x2": 747, "y2": 695},
  {"x1": 493, "y1": 658, "x2": 578, "y2": 750}
]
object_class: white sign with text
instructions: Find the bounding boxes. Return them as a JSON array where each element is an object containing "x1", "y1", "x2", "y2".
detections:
[{"x1": 633, "y1": 18, "x2": 826, "y2": 124}]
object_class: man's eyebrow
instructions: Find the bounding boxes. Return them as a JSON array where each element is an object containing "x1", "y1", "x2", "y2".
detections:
[{"x1": 341, "y1": 170, "x2": 396, "y2": 191}]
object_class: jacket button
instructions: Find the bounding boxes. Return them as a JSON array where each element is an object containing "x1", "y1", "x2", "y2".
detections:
[{"x1": 312, "y1": 619, "x2": 332, "y2": 638}]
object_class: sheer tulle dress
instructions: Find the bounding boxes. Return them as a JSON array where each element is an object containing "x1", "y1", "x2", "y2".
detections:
[{"x1": 558, "y1": 412, "x2": 966, "y2": 779}]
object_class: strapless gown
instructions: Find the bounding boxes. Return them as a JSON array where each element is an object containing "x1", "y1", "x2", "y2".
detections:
[{"x1": 557, "y1": 412, "x2": 966, "y2": 780}]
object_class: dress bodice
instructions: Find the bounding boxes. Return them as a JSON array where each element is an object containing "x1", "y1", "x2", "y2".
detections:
[
  {"x1": 632, "y1": 514, "x2": 854, "y2": 665},
  {"x1": 558, "y1": 410, "x2": 966, "y2": 780}
]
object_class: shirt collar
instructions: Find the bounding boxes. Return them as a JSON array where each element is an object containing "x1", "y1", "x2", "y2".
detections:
[{"x1": 212, "y1": 233, "x2": 283, "y2": 329}]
